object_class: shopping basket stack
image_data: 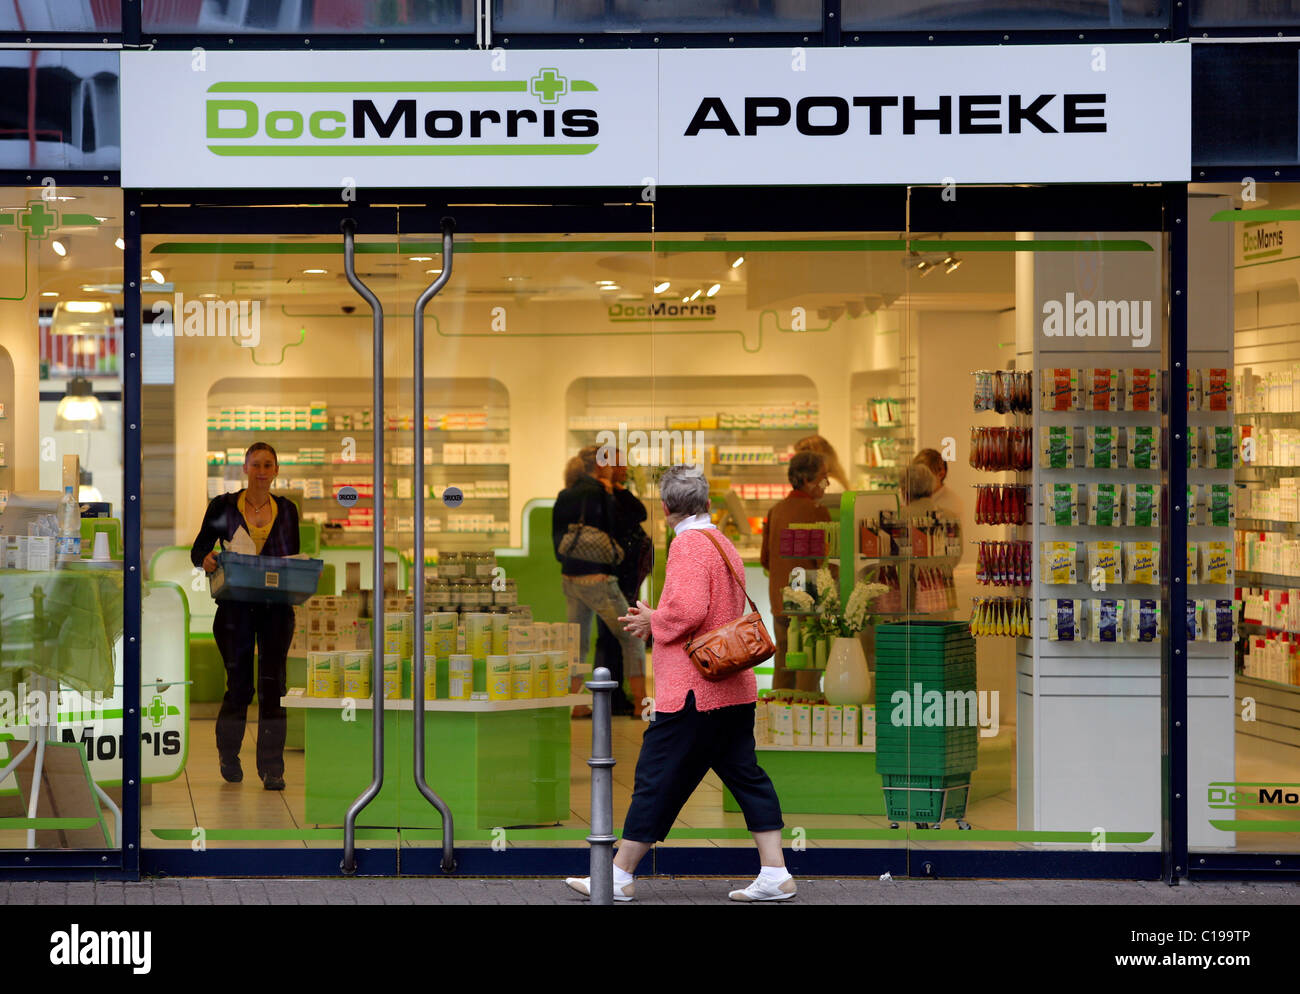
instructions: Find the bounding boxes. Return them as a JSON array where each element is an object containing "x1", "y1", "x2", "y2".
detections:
[{"x1": 874, "y1": 621, "x2": 979, "y2": 829}]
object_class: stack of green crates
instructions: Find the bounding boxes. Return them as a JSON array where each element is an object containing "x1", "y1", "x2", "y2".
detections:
[{"x1": 875, "y1": 621, "x2": 979, "y2": 824}]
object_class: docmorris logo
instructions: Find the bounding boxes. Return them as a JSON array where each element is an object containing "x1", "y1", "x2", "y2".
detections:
[
  {"x1": 204, "y1": 70, "x2": 600, "y2": 158},
  {"x1": 1207, "y1": 781, "x2": 1300, "y2": 809}
]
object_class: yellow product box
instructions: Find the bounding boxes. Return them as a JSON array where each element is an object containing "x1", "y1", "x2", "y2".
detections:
[
  {"x1": 422, "y1": 652, "x2": 438, "y2": 701},
  {"x1": 1201, "y1": 541, "x2": 1232, "y2": 585},
  {"x1": 811, "y1": 704, "x2": 828, "y2": 747},
  {"x1": 1086, "y1": 541, "x2": 1123, "y2": 586},
  {"x1": 447, "y1": 654, "x2": 473, "y2": 700},
  {"x1": 383, "y1": 632, "x2": 405, "y2": 656},
  {"x1": 546, "y1": 650, "x2": 568, "y2": 698},
  {"x1": 771, "y1": 701, "x2": 794, "y2": 747},
  {"x1": 842, "y1": 705, "x2": 859, "y2": 747},
  {"x1": 432, "y1": 612, "x2": 458, "y2": 657},
  {"x1": 793, "y1": 702, "x2": 812, "y2": 747},
  {"x1": 487, "y1": 655, "x2": 512, "y2": 701},
  {"x1": 531, "y1": 654, "x2": 550, "y2": 699},
  {"x1": 491, "y1": 613, "x2": 509, "y2": 655},
  {"x1": 382, "y1": 654, "x2": 403, "y2": 700},
  {"x1": 1041, "y1": 542, "x2": 1078, "y2": 584},
  {"x1": 308, "y1": 652, "x2": 340, "y2": 698},
  {"x1": 464, "y1": 612, "x2": 493, "y2": 659},
  {"x1": 508, "y1": 622, "x2": 535, "y2": 654},
  {"x1": 827, "y1": 705, "x2": 844, "y2": 747},
  {"x1": 1125, "y1": 541, "x2": 1161, "y2": 585},
  {"x1": 510, "y1": 653, "x2": 535, "y2": 699},
  {"x1": 342, "y1": 651, "x2": 371, "y2": 698}
]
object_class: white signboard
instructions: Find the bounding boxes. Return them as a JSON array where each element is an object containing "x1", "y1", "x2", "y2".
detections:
[{"x1": 122, "y1": 45, "x2": 1189, "y2": 188}]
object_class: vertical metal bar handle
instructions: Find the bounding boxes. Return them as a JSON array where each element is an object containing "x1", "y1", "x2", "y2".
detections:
[
  {"x1": 587, "y1": 666, "x2": 618, "y2": 905},
  {"x1": 413, "y1": 217, "x2": 458, "y2": 873},
  {"x1": 341, "y1": 218, "x2": 386, "y2": 875}
]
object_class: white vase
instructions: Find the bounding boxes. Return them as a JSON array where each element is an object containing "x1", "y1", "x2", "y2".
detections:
[{"x1": 823, "y1": 637, "x2": 872, "y2": 706}]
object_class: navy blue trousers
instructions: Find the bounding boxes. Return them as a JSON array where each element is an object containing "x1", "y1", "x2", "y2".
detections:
[{"x1": 622, "y1": 691, "x2": 784, "y2": 843}]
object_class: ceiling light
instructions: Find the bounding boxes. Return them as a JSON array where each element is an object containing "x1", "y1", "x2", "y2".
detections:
[
  {"x1": 199, "y1": 293, "x2": 218, "y2": 299},
  {"x1": 64, "y1": 301, "x2": 112, "y2": 314},
  {"x1": 51, "y1": 300, "x2": 115, "y2": 335},
  {"x1": 51, "y1": 240, "x2": 67, "y2": 257},
  {"x1": 654, "y1": 281, "x2": 671, "y2": 294},
  {"x1": 918, "y1": 260, "x2": 936, "y2": 277},
  {"x1": 54, "y1": 376, "x2": 103, "y2": 431},
  {"x1": 681, "y1": 295, "x2": 690, "y2": 303},
  {"x1": 150, "y1": 270, "x2": 165, "y2": 285},
  {"x1": 730, "y1": 255, "x2": 745, "y2": 268},
  {"x1": 596, "y1": 280, "x2": 616, "y2": 285},
  {"x1": 425, "y1": 269, "x2": 442, "y2": 275},
  {"x1": 40, "y1": 291, "x2": 58, "y2": 297},
  {"x1": 945, "y1": 256, "x2": 963, "y2": 274},
  {"x1": 599, "y1": 284, "x2": 620, "y2": 291},
  {"x1": 706, "y1": 283, "x2": 721, "y2": 297},
  {"x1": 689, "y1": 289, "x2": 702, "y2": 302},
  {"x1": 54, "y1": 195, "x2": 76, "y2": 202},
  {"x1": 409, "y1": 256, "x2": 433, "y2": 262},
  {"x1": 302, "y1": 268, "x2": 327, "y2": 275},
  {"x1": 114, "y1": 237, "x2": 124, "y2": 250}
]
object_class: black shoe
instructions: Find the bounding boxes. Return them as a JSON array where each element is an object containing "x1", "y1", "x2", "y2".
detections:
[
  {"x1": 219, "y1": 758, "x2": 242, "y2": 783},
  {"x1": 261, "y1": 773, "x2": 285, "y2": 791},
  {"x1": 610, "y1": 694, "x2": 634, "y2": 717}
]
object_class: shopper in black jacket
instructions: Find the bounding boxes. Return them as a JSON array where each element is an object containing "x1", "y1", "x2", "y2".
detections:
[
  {"x1": 553, "y1": 446, "x2": 646, "y2": 718},
  {"x1": 191, "y1": 442, "x2": 299, "y2": 790},
  {"x1": 595, "y1": 457, "x2": 651, "y2": 715}
]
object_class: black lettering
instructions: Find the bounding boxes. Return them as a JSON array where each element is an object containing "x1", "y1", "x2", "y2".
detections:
[
  {"x1": 1063, "y1": 93, "x2": 1106, "y2": 133},
  {"x1": 469, "y1": 109, "x2": 501, "y2": 138},
  {"x1": 684, "y1": 97, "x2": 740, "y2": 137},
  {"x1": 96, "y1": 734, "x2": 116, "y2": 761},
  {"x1": 852, "y1": 96, "x2": 899, "y2": 135},
  {"x1": 1260, "y1": 788, "x2": 1283, "y2": 804},
  {"x1": 543, "y1": 108, "x2": 555, "y2": 138},
  {"x1": 959, "y1": 94, "x2": 1001, "y2": 135},
  {"x1": 902, "y1": 95, "x2": 952, "y2": 135},
  {"x1": 1008, "y1": 93, "x2": 1057, "y2": 134},
  {"x1": 796, "y1": 96, "x2": 849, "y2": 136},
  {"x1": 353, "y1": 99, "x2": 417, "y2": 139},
  {"x1": 506, "y1": 108, "x2": 538, "y2": 138},
  {"x1": 423, "y1": 110, "x2": 463, "y2": 138},
  {"x1": 561, "y1": 108, "x2": 599, "y2": 138},
  {"x1": 744, "y1": 97, "x2": 791, "y2": 136},
  {"x1": 162, "y1": 730, "x2": 181, "y2": 755}
]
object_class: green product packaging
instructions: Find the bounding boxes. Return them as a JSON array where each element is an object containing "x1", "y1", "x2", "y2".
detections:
[
  {"x1": 1208, "y1": 426, "x2": 1235, "y2": 469},
  {"x1": 1086, "y1": 426, "x2": 1116, "y2": 469},
  {"x1": 1125, "y1": 483, "x2": 1159, "y2": 528},
  {"x1": 1042, "y1": 426, "x2": 1074, "y2": 469},
  {"x1": 1187, "y1": 484, "x2": 1198, "y2": 525},
  {"x1": 1046, "y1": 483, "x2": 1079, "y2": 526},
  {"x1": 1208, "y1": 483, "x2": 1234, "y2": 527},
  {"x1": 1127, "y1": 425, "x2": 1158, "y2": 470},
  {"x1": 1088, "y1": 484, "x2": 1120, "y2": 527}
]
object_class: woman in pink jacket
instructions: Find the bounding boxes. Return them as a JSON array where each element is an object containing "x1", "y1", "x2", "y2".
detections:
[{"x1": 566, "y1": 465, "x2": 793, "y2": 903}]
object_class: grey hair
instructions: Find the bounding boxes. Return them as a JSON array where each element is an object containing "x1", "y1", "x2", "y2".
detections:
[
  {"x1": 901, "y1": 463, "x2": 937, "y2": 503},
  {"x1": 659, "y1": 464, "x2": 711, "y2": 516}
]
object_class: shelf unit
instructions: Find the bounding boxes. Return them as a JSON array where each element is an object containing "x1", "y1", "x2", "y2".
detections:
[{"x1": 206, "y1": 377, "x2": 510, "y2": 557}]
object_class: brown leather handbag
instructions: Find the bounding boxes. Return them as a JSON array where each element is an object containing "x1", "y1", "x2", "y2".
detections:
[{"x1": 684, "y1": 530, "x2": 776, "y2": 682}]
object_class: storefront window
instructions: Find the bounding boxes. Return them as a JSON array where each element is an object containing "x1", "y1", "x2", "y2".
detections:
[
  {"x1": 842, "y1": 0, "x2": 1167, "y2": 30},
  {"x1": 143, "y1": 0, "x2": 472, "y2": 33},
  {"x1": 0, "y1": 4, "x2": 119, "y2": 31},
  {"x1": 0, "y1": 51, "x2": 119, "y2": 173},
  {"x1": 1190, "y1": 0, "x2": 1300, "y2": 26},
  {"x1": 495, "y1": 0, "x2": 820, "y2": 33},
  {"x1": 0, "y1": 186, "x2": 125, "y2": 854},
  {"x1": 1190, "y1": 183, "x2": 1300, "y2": 855}
]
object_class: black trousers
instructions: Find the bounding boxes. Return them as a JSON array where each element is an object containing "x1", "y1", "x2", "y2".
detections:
[
  {"x1": 622, "y1": 691, "x2": 784, "y2": 843},
  {"x1": 213, "y1": 601, "x2": 295, "y2": 778},
  {"x1": 596, "y1": 577, "x2": 639, "y2": 707}
]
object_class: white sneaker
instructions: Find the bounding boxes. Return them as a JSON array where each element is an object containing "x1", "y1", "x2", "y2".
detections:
[
  {"x1": 564, "y1": 876, "x2": 636, "y2": 902},
  {"x1": 728, "y1": 874, "x2": 797, "y2": 902}
]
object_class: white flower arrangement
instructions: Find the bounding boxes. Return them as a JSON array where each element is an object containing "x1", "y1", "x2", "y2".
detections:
[
  {"x1": 811, "y1": 576, "x2": 890, "y2": 637},
  {"x1": 782, "y1": 587, "x2": 815, "y2": 612}
]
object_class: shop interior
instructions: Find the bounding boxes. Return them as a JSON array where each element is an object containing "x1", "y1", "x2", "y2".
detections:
[{"x1": 0, "y1": 186, "x2": 1294, "y2": 860}]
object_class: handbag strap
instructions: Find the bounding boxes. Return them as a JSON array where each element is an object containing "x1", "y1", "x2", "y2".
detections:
[{"x1": 697, "y1": 528, "x2": 760, "y2": 615}]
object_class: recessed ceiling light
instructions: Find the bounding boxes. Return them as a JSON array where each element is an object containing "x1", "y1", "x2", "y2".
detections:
[
  {"x1": 40, "y1": 291, "x2": 58, "y2": 297},
  {"x1": 425, "y1": 269, "x2": 442, "y2": 275},
  {"x1": 688, "y1": 289, "x2": 702, "y2": 302},
  {"x1": 654, "y1": 281, "x2": 671, "y2": 293},
  {"x1": 114, "y1": 237, "x2": 124, "y2": 250},
  {"x1": 302, "y1": 268, "x2": 327, "y2": 275},
  {"x1": 599, "y1": 284, "x2": 620, "y2": 291},
  {"x1": 64, "y1": 300, "x2": 112, "y2": 314},
  {"x1": 150, "y1": 270, "x2": 165, "y2": 284},
  {"x1": 596, "y1": 280, "x2": 616, "y2": 285},
  {"x1": 706, "y1": 283, "x2": 721, "y2": 297},
  {"x1": 409, "y1": 256, "x2": 433, "y2": 262},
  {"x1": 200, "y1": 293, "x2": 218, "y2": 299},
  {"x1": 731, "y1": 255, "x2": 745, "y2": 268},
  {"x1": 54, "y1": 195, "x2": 76, "y2": 202},
  {"x1": 51, "y1": 240, "x2": 67, "y2": 257},
  {"x1": 93, "y1": 216, "x2": 109, "y2": 222}
]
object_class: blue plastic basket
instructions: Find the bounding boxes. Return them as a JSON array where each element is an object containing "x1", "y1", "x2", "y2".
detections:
[{"x1": 209, "y1": 551, "x2": 324, "y2": 605}]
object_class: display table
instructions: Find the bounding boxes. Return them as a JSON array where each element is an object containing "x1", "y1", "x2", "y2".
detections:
[
  {"x1": 285, "y1": 692, "x2": 584, "y2": 830},
  {"x1": 0, "y1": 566, "x2": 122, "y2": 698}
]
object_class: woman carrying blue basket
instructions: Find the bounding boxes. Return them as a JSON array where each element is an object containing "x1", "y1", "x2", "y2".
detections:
[{"x1": 191, "y1": 442, "x2": 299, "y2": 791}]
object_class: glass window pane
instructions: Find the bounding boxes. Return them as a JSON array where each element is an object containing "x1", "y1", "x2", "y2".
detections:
[
  {"x1": 843, "y1": 0, "x2": 1166, "y2": 30},
  {"x1": 1, "y1": 186, "x2": 125, "y2": 854},
  {"x1": 496, "y1": 0, "x2": 821, "y2": 33},
  {"x1": 1191, "y1": 0, "x2": 1300, "y2": 26},
  {"x1": 0, "y1": 3, "x2": 119, "y2": 30},
  {"x1": 0, "y1": 52, "x2": 119, "y2": 173},
  {"x1": 144, "y1": 0, "x2": 472, "y2": 33}
]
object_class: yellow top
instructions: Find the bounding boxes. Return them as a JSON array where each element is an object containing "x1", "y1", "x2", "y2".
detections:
[{"x1": 237, "y1": 491, "x2": 277, "y2": 554}]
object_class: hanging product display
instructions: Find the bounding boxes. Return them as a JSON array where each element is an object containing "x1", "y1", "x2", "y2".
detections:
[
  {"x1": 976, "y1": 540, "x2": 1032, "y2": 587},
  {"x1": 970, "y1": 596, "x2": 1032, "y2": 638},
  {"x1": 973, "y1": 369, "x2": 1033, "y2": 414},
  {"x1": 971, "y1": 426, "x2": 1033, "y2": 471},
  {"x1": 973, "y1": 483, "x2": 1030, "y2": 525},
  {"x1": 1086, "y1": 483, "x2": 1122, "y2": 527},
  {"x1": 1041, "y1": 368, "x2": 1080, "y2": 411},
  {"x1": 1046, "y1": 598, "x2": 1084, "y2": 641},
  {"x1": 1126, "y1": 368, "x2": 1161, "y2": 413},
  {"x1": 1043, "y1": 482, "x2": 1080, "y2": 525},
  {"x1": 1041, "y1": 541, "x2": 1079, "y2": 584},
  {"x1": 1040, "y1": 425, "x2": 1075, "y2": 469},
  {"x1": 1084, "y1": 368, "x2": 1121, "y2": 412},
  {"x1": 1125, "y1": 483, "x2": 1160, "y2": 527},
  {"x1": 1085, "y1": 425, "x2": 1119, "y2": 469}
]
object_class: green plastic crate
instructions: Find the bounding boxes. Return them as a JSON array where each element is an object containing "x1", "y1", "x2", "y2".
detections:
[{"x1": 882, "y1": 773, "x2": 971, "y2": 823}]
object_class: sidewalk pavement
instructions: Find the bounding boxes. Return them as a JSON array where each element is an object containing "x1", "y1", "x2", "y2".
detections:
[{"x1": 2, "y1": 877, "x2": 1297, "y2": 905}]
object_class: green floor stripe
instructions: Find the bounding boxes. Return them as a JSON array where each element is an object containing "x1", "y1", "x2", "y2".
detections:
[
  {"x1": 1210, "y1": 209, "x2": 1300, "y2": 223},
  {"x1": 1209, "y1": 820, "x2": 1300, "y2": 833},
  {"x1": 0, "y1": 818, "x2": 101, "y2": 829},
  {"x1": 150, "y1": 828, "x2": 397, "y2": 841}
]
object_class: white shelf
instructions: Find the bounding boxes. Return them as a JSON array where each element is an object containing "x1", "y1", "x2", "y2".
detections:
[{"x1": 283, "y1": 690, "x2": 587, "y2": 712}]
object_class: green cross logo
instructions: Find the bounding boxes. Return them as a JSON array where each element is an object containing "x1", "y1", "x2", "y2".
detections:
[
  {"x1": 530, "y1": 68, "x2": 568, "y2": 105},
  {"x1": 147, "y1": 694, "x2": 168, "y2": 728},
  {"x1": 18, "y1": 200, "x2": 59, "y2": 239}
]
